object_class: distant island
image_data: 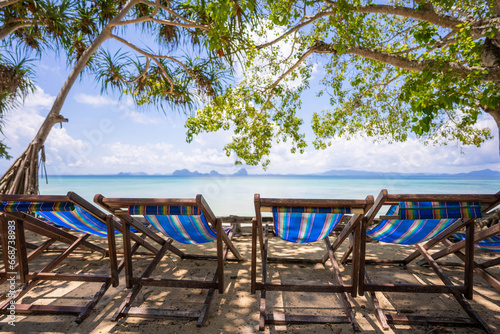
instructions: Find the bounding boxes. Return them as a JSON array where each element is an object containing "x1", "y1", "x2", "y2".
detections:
[
  {"x1": 113, "y1": 168, "x2": 500, "y2": 178},
  {"x1": 172, "y1": 168, "x2": 248, "y2": 176},
  {"x1": 316, "y1": 168, "x2": 500, "y2": 178}
]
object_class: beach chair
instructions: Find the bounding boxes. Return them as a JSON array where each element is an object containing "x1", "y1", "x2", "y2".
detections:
[
  {"x1": 415, "y1": 201, "x2": 500, "y2": 293},
  {"x1": 358, "y1": 189, "x2": 500, "y2": 333},
  {"x1": 0, "y1": 192, "x2": 120, "y2": 324},
  {"x1": 95, "y1": 194, "x2": 243, "y2": 327},
  {"x1": 251, "y1": 194, "x2": 374, "y2": 331}
]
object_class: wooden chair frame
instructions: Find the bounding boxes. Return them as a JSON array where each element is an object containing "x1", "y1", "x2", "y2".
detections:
[
  {"x1": 95, "y1": 194, "x2": 243, "y2": 327},
  {"x1": 0, "y1": 192, "x2": 120, "y2": 324},
  {"x1": 358, "y1": 189, "x2": 500, "y2": 333},
  {"x1": 415, "y1": 192, "x2": 500, "y2": 293},
  {"x1": 251, "y1": 194, "x2": 374, "y2": 331}
]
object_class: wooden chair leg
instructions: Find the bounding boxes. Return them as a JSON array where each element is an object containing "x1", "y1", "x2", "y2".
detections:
[
  {"x1": 112, "y1": 240, "x2": 171, "y2": 321},
  {"x1": 417, "y1": 244, "x2": 491, "y2": 333},
  {"x1": 324, "y1": 238, "x2": 359, "y2": 331},
  {"x1": 259, "y1": 225, "x2": 269, "y2": 331},
  {"x1": 365, "y1": 271, "x2": 389, "y2": 330}
]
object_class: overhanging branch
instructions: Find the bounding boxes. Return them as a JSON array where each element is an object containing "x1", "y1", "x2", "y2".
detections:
[
  {"x1": 111, "y1": 34, "x2": 175, "y2": 93},
  {"x1": 138, "y1": 0, "x2": 204, "y2": 27},
  {"x1": 0, "y1": 21, "x2": 46, "y2": 40},
  {"x1": 312, "y1": 41, "x2": 500, "y2": 81},
  {"x1": 256, "y1": 2, "x2": 481, "y2": 51},
  {"x1": 0, "y1": 0, "x2": 20, "y2": 8}
]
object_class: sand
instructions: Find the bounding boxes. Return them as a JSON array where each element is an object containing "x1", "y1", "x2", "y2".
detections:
[{"x1": 0, "y1": 225, "x2": 499, "y2": 334}]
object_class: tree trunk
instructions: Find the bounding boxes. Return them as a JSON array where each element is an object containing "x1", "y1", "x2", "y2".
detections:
[
  {"x1": 0, "y1": 0, "x2": 137, "y2": 194},
  {"x1": 483, "y1": 102, "x2": 500, "y2": 154}
]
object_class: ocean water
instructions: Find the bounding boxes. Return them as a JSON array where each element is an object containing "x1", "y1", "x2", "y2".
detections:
[{"x1": 39, "y1": 175, "x2": 500, "y2": 216}]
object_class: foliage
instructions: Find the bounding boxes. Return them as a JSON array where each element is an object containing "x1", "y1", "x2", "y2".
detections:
[{"x1": 187, "y1": 0, "x2": 500, "y2": 167}]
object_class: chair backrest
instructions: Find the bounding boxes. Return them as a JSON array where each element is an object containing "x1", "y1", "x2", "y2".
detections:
[
  {"x1": 255, "y1": 196, "x2": 373, "y2": 244},
  {"x1": 0, "y1": 194, "x2": 110, "y2": 237},
  {"x1": 366, "y1": 190, "x2": 500, "y2": 245},
  {"x1": 128, "y1": 205, "x2": 216, "y2": 244},
  {"x1": 97, "y1": 195, "x2": 218, "y2": 245},
  {"x1": 397, "y1": 201, "x2": 482, "y2": 219}
]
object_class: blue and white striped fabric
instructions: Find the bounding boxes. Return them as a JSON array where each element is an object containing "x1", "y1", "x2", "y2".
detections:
[
  {"x1": 367, "y1": 204, "x2": 458, "y2": 245},
  {"x1": 129, "y1": 205, "x2": 217, "y2": 244},
  {"x1": 450, "y1": 233, "x2": 500, "y2": 252},
  {"x1": 0, "y1": 201, "x2": 111, "y2": 237},
  {"x1": 272, "y1": 207, "x2": 348, "y2": 244}
]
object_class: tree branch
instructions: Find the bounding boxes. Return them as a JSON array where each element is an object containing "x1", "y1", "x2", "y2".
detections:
[
  {"x1": 110, "y1": 34, "x2": 175, "y2": 93},
  {"x1": 138, "y1": 0, "x2": 204, "y2": 27},
  {"x1": 111, "y1": 15, "x2": 151, "y2": 26},
  {"x1": 257, "y1": 2, "x2": 478, "y2": 51},
  {"x1": 266, "y1": 48, "x2": 314, "y2": 92},
  {"x1": 256, "y1": 11, "x2": 335, "y2": 50},
  {"x1": 311, "y1": 41, "x2": 500, "y2": 81},
  {"x1": 0, "y1": 21, "x2": 46, "y2": 40},
  {"x1": 111, "y1": 3, "x2": 209, "y2": 30},
  {"x1": 150, "y1": 17, "x2": 209, "y2": 30},
  {"x1": 0, "y1": 0, "x2": 20, "y2": 8},
  {"x1": 124, "y1": 57, "x2": 151, "y2": 84}
]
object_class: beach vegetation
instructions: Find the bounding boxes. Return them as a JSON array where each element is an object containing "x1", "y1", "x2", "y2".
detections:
[{"x1": 188, "y1": 0, "x2": 500, "y2": 167}]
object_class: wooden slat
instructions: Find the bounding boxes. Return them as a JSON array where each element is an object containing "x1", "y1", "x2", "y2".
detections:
[
  {"x1": 0, "y1": 194, "x2": 70, "y2": 202},
  {"x1": 67, "y1": 191, "x2": 108, "y2": 221},
  {"x1": 386, "y1": 314, "x2": 478, "y2": 326},
  {"x1": 27, "y1": 273, "x2": 111, "y2": 282},
  {"x1": 363, "y1": 283, "x2": 466, "y2": 294},
  {"x1": 365, "y1": 272, "x2": 389, "y2": 330},
  {"x1": 481, "y1": 257, "x2": 500, "y2": 269},
  {"x1": 385, "y1": 193, "x2": 499, "y2": 203},
  {"x1": 259, "y1": 198, "x2": 370, "y2": 208},
  {"x1": 0, "y1": 304, "x2": 86, "y2": 315},
  {"x1": 260, "y1": 206, "x2": 365, "y2": 214},
  {"x1": 267, "y1": 257, "x2": 323, "y2": 264},
  {"x1": 256, "y1": 282, "x2": 350, "y2": 293},
  {"x1": 126, "y1": 307, "x2": 200, "y2": 319},
  {"x1": 251, "y1": 218, "x2": 257, "y2": 294},
  {"x1": 265, "y1": 313, "x2": 351, "y2": 324},
  {"x1": 99, "y1": 197, "x2": 197, "y2": 208},
  {"x1": 132, "y1": 277, "x2": 219, "y2": 289}
]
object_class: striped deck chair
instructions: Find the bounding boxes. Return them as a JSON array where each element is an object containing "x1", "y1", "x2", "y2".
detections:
[
  {"x1": 416, "y1": 194, "x2": 500, "y2": 294},
  {"x1": 251, "y1": 194, "x2": 374, "y2": 331},
  {"x1": 0, "y1": 192, "x2": 120, "y2": 324},
  {"x1": 95, "y1": 194, "x2": 243, "y2": 327},
  {"x1": 359, "y1": 189, "x2": 500, "y2": 333}
]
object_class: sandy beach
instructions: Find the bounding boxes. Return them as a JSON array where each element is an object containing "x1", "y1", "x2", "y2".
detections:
[{"x1": 1, "y1": 223, "x2": 499, "y2": 334}]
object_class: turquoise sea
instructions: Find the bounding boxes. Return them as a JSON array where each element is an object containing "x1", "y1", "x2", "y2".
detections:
[{"x1": 39, "y1": 175, "x2": 500, "y2": 216}]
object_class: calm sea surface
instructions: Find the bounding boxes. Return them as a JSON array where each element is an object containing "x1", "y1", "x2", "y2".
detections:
[{"x1": 39, "y1": 175, "x2": 500, "y2": 216}]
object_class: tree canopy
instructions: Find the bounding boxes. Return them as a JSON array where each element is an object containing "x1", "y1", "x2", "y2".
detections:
[
  {"x1": 187, "y1": 0, "x2": 500, "y2": 168},
  {"x1": 0, "y1": 0, "x2": 256, "y2": 194}
]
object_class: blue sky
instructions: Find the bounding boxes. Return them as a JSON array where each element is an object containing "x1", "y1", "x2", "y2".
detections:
[{"x1": 1, "y1": 48, "x2": 499, "y2": 176}]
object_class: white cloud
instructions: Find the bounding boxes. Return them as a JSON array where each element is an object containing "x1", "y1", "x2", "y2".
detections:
[
  {"x1": 74, "y1": 93, "x2": 117, "y2": 106},
  {"x1": 74, "y1": 93, "x2": 162, "y2": 125},
  {"x1": 260, "y1": 130, "x2": 500, "y2": 175},
  {"x1": 1, "y1": 87, "x2": 92, "y2": 174},
  {"x1": 100, "y1": 140, "x2": 235, "y2": 174},
  {"x1": 124, "y1": 110, "x2": 162, "y2": 124},
  {"x1": 2, "y1": 87, "x2": 54, "y2": 149}
]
